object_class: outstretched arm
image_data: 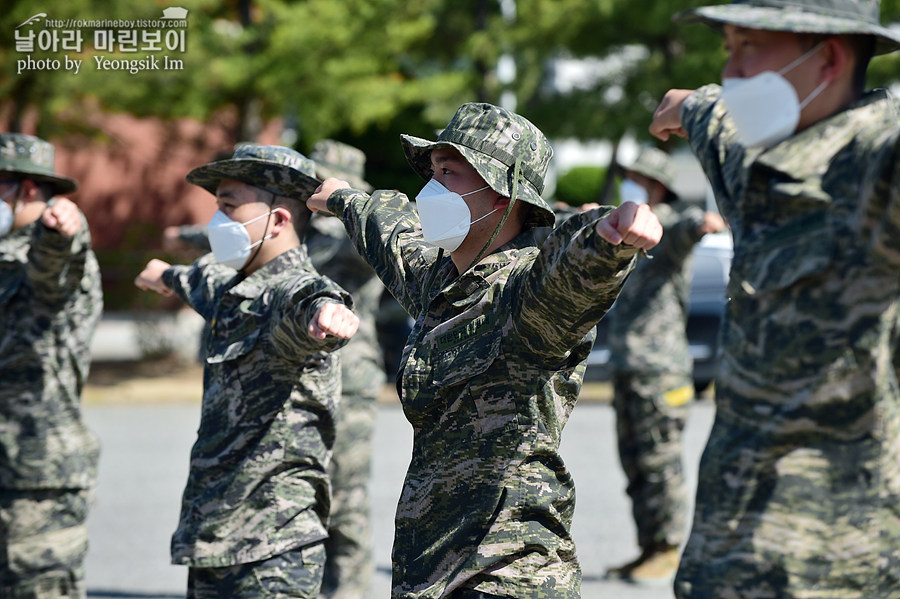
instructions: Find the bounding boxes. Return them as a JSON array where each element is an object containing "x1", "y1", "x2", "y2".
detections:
[
  {"x1": 649, "y1": 89, "x2": 695, "y2": 141},
  {"x1": 309, "y1": 301, "x2": 359, "y2": 340},
  {"x1": 134, "y1": 258, "x2": 174, "y2": 296},
  {"x1": 595, "y1": 201, "x2": 663, "y2": 249},
  {"x1": 41, "y1": 197, "x2": 83, "y2": 237},
  {"x1": 308, "y1": 178, "x2": 350, "y2": 215}
]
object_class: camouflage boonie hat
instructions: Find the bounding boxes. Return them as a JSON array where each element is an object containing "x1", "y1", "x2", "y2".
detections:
[
  {"x1": 401, "y1": 103, "x2": 555, "y2": 227},
  {"x1": 187, "y1": 143, "x2": 321, "y2": 200},
  {"x1": 0, "y1": 133, "x2": 77, "y2": 194},
  {"x1": 676, "y1": 0, "x2": 900, "y2": 55},
  {"x1": 310, "y1": 139, "x2": 373, "y2": 192},
  {"x1": 619, "y1": 147, "x2": 677, "y2": 192}
]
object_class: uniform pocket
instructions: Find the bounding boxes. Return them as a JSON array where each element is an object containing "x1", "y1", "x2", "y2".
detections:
[
  {"x1": 205, "y1": 325, "x2": 263, "y2": 364},
  {"x1": 432, "y1": 334, "x2": 501, "y2": 387}
]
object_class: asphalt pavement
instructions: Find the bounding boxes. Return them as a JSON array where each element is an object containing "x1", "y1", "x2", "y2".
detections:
[{"x1": 81, "y1": 392, "x2": 715, "y2": 599}]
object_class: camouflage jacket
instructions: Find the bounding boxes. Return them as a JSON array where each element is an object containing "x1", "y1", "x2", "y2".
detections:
[
  {"x1": 608, "y1": 202, "x2": 705, "y2": 376},
  {"x1": 163, "y1": 246, "x2": 352, "y2": 567},
  {"x1": 307, "y1": 214, "x2": 386, "y2": 400},
  {"x1": 0, "y1": 212, "x2": 102, "y2": 490},
  {"x1": 328, "y1": 188, "x2": 639, "y2": 598},
  {"x1": 677, "y1": 85, "x2": 900, "y2": 596}
]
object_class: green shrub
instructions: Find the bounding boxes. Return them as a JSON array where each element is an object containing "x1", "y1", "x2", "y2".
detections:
[{"x1": 554, "y1": 166, "x2": 609, "y2": 207}]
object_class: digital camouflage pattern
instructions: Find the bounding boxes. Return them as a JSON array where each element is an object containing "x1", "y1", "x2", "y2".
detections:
[
  {"x1": 326, "y1": 183, "x2": 641, "y2": 598},
  {"x1": 608, "y1": 202, "x2": 707, "y2": 550},
  {"x1": 401, "y1": 103, "x2": 556, "y2": 227},
  {"x1": 0, "y1": 209, "x2": 101, "y2": 491},
  {"x1": 162, "y1": 245, "x2": 352, "y2": 568},
  {"x1": 608, "y1": 203, "x2": 704, "y2": 376},
  {"x1": 187, "y1": 542, "x2": 326, "y2": 599},
  {"x1": 0, "y1": 197, "x2": 101, "y2": 598},
  {"x1": 186, "y1": 143, "x2": 322, "y2": 200},
  {"x1": 0, "y1": 134, "x2": 77, "y2": 194},
  {"x1": 675, "y1": 0, "x2": 900, "y2": 55},
  {"x1": 307, "y1": 214, "x2": 385, "y2": 598},
  {"x1": 0, "y1": 489, "x2": 92, "y2": 598},
  {"x1": 675, "y1": 84, "x2": 900, "y2": 597}
]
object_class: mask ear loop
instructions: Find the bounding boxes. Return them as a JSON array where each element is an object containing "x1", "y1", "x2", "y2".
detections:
[{"x1": 464, "y1": 158, "x2": 521, "y2": 272}]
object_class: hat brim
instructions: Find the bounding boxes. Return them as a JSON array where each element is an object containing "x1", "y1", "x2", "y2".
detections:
[
  {"x1": 676, "y1": 5, "x2": 900, "y2": 55},
  {"x1": 314, "y1": 164, "x2": 373, "y2": 193},
  {"x1": 400, "y1": 134, "x2": 555, "y2": 227},
  {"x1": 187, "y1": 159, "x2": 321, "y2": 200},
  {"x1": 0, "y1": 166, "x2": 77, "y2": 194},
  {"x1": 617, "y1": 162, "x2": 676, "y2": 193}
]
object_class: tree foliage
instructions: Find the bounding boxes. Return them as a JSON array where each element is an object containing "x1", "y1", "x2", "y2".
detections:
[{"x1": 2, "y1": 0, "x2": 899, "y2": 172}]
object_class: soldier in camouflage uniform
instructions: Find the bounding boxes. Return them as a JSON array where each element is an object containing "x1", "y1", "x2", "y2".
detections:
[
  {"x1": 0, "y1": 133, "x2": 102, "y2": 599},
  {"x1": 650, "y1": 0, "x2": 900, "y2": 596},
  {"x1": 134, "y1": 144, "x2": 359, "y2": 599},
  {"x1": 306, "y1": 140, "x2": 386, "y2": 599},
  {"x1": 604, "y1": 147, "x2": 725, "y2": 586},
  {"x1": 308, "y1": 103, "x2": 663, "y2": 599}
]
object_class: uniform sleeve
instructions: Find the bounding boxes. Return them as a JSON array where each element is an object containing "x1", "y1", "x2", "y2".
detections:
[
  {"x1": 162, "y1": 255, "x2": 235, "y2": 321},
  {"x1": 327, "y1": 187, "x2": 439, "y2": 318},
  {"x1": 515, "y1": 207, "x2": 640, "y2": 362},
  {"x1": 177, "y1": 224, "x2": 211, "y2": 251},
  {"x1": 269, "y1": 277, "x2": 353, "y2": 356},
  {"x1": 682, "y1": 85, "x2": 748, "y2": 230},
  {"x1": 666, "y1": 206, "x2": 707, "y2": 259},
  {"x1": 26, "y1": 210, "x2": 92, "y2": 308}
]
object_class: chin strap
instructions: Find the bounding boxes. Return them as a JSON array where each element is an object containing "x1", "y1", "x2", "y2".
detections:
[
  {"x1": 241, "y1": 191, "x2": 277, "y2": 273},
  {"x1": 465, "y1": 158, "x2": 521, "y2": 272},
  {"x1": 421, "y1": 247, "x2": 445, "y2": 309}
]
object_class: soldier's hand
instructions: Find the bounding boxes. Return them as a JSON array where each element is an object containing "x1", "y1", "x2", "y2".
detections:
[
  {"x1": 595, "y1": 202, "x2": 663, "y2": 250},
  {"x1": 309, "y1": 301, "x2": 359, "y2": 340},
  {"x1": 700, "y1": 211, "x2": 727, "y2": 235},
  {"x1": 41, "y1": 197, "x2": 82, "y2": 237},
  {"x1": 308, "y1": 178, "x2": 351, "y2": 215},
  {"x1": 650, "y1": 89, "x2": 694, "y2": 141},
  {"x1": 134, "y1": 259, "x2": 173, "y2": 296}
]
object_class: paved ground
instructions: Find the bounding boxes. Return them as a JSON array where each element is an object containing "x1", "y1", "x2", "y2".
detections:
[{"x1": 81, "y1": 362, "x2": 715, "y2": 599}]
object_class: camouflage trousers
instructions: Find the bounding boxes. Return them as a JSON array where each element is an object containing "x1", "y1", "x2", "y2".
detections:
[
  {"x1": 321, "y1": 395, "x2": 377, "y2": 599},
  {"x1": 187, "y1": 542, "x2": 326, "y2": 599},
  {"x1": 612, "y1": 371, "x2": 690, "y2": 550},
  {"x1": 0, "y1": 489, "x2": 92, "y2": 599}
]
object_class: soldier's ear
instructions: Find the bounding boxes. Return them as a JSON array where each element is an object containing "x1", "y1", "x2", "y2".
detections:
[
  {"x1": 18, "y1": 179, "x2": 40, "y2": 202},
  {"x1": 269, "y1": 207, "x2": 292, "y2": 234},
  {"x1": 820, "y1": 36, "x2": 851, "y2": 85}
]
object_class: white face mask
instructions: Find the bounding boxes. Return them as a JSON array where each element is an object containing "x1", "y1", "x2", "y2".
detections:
[
  {"x1": 619, "y1": 179, "x2": 648, "y2": 205},
  {"x1": 0, "y1": 184, "x2": 21, "y2": 237},
  {"x1": 415, "y1": 179, "x2": 495, "y2": 252},
  {"x1": 205, "y1": 209, "x2": 274, "y2": 270},
  {"x1": 721, "y1": 42, "x2": 828, "y2": 149}
]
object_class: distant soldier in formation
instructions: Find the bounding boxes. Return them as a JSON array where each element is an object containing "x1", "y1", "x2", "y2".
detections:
[
  {"x1": 604, "y1": 146, "x2": 725, "y2": 586},
  {"x1": 306, "y1": 140, "x2": 386, "y2": 599},
  {"x1": 309, "y1": 102, "x2": 662, "y2": 599},
  {"x1": 651, "y1": 0, "x2": 900, "y2": 596},
  {"x1": 135, "y1": 144, "x2": 358, "y2": 599},
  {"x1": 0, "y1": 133, "x2": 103, "y2": 599}
]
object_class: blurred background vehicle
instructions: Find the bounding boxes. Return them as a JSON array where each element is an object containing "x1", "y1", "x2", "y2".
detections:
[{"x1": 585, "y1": 230, "x2": 733, "y2": 392}]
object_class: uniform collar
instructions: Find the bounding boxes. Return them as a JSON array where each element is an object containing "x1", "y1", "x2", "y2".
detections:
[
  {"x1": 755, "y1": 89, "x2": 898, "y2": 179},
  {"x1": 439, "y1": 227, "x2": 542, "y2": 306},
  {"x1": 228, "y1": 244, "x2": 312, "y2": 299}
]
